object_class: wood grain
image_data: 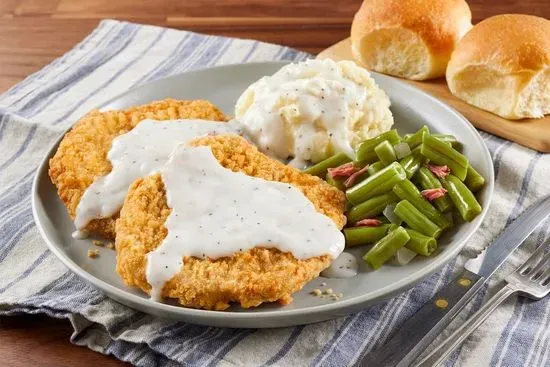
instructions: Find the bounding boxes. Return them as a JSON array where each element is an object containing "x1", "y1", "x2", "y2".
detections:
[
  {"x1": 0, "y1": 1, "x2": 548, "y2": 366},
  {"x1": 0, "y1": 314, "x2": 128, "y2": 367},
  {"x1": 1, "y1": 0, "x2": 549, "y2": 92},
  {"x1": 317, "y1": 38, "x2": 550, "y2": 152}
]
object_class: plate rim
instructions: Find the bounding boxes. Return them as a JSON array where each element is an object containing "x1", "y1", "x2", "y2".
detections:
[{"x1": 32, "y1": 61, "x2": 495, "y2": 327}]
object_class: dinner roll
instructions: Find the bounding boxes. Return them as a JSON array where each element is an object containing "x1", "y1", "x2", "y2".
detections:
[
  {"x1": 350, "y1": 0, "x2": 472, "y2": 80},
  {"x1": 446, "y1": 14, "x2": 550, "y2": 120}
]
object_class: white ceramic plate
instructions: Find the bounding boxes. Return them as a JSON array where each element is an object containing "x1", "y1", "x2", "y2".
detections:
[{"x1": 32, "y1": 61, "x2": 494, "y2": 328}]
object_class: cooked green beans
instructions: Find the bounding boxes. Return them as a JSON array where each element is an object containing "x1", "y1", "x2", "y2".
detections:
[
  {"x1": 465, "y1": 165, "x2": 486, "y2": 193},
  {"x1": 303, "y1": 153, "x2": 351, "y2": 177},
  {"x1": 367, "y1": 161, "x2": 386, "y2": 175},
  {"x1": 375, "y1": 140, "x2": 397, "y2": 165},
  {"x1": 433, "y1": 134, "x2": 462, "y2": 151},
  {"x1": 325, "y1": 172, "x2": 346, "y2": 191},
  {"x1": 414, "y1": 167, "x2": 453, "y2": 212},
  {"x1": 346, "y1": 162, "x2": 407, "y2": 205},
  {"x1": 405, "y1": 229, "x2": 437, "y2": 256},
  {"x1": 392, "y1": 179, "x2": 451, "y2": 229},
  {"x1": 344, "y1": 225, "x2": 392, "y2": 247},
  {"x1": 363, "y1": 227, "x2": 410, "y2": 270},
  {"x1": 315, "y1": 126, "x2": 485, "y2": 271},
  {"x1": 421, "y1": 134, "x2": 469, "y2": 180},
  {"x1": 440, "y1": 174, "x2": 482, "y2": 222},
  {"x1": 347, "y1": 192, "x2": 399, "y2": 224},
  {"x1": 394, "y1": 200, "x2": 442, "y2": 238},
  {"x1": 356, "y1": 130, "x2": 400, "y2": 162},
  {"x1": 399, "y1": 152, "x2": 424, "y2": 178},
  {"x1": 404, "y1": 125, "x2": 429, "y2": 148}
]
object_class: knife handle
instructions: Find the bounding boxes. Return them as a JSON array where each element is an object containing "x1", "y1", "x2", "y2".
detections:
[{"x1": 359, "y1": 269, "x2": 484, "y2": 367}]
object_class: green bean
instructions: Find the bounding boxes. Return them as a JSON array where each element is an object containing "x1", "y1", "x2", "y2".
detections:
[
  {"x1": 363, "y1": 226, "x2": 410, "y2": 270},
  {"x1": 399, "y1": 152, "x2": 425, "y2": 178},
  {"x1": 421, "y1": 134, "x2": 469, "y2": 180},
  {"x1": 356, "y1": 130, "x2": 401, "y2": 162},
  {"x1": 387, "y1": 224, "x2": 399, "y2": 232},
  {"x1": 411, "y1": 144, "x2": 422, "y2": 155},
  {"x1": 375, "y1": 140, "x2": 397, "y2": 165},
  {"x1": 433, "y1": 134, "x2": 462, "y2": 151},
  {"x1": 357, "y1": 151, "x2": 379, "y2": 164},
  {"x1": 404, "y1": 229, "x2": 437, "y2": 256},
  {"x1": 303, "y1": 153, "x2": 351, "y2": 177},
  {"x1": 465, "y1": 165, "x2": 486, "y2": 193},
  {"x1": 404, "y1": 125, "x2": 430, "y2": 148},
  {"x1": 367, "y1": 161, "x2": 386, "y2": 175},
  {"x1": 392, "y1": 179, "x2": 451, "y2": 229},
  {"x1": 346, "y1": 162, "x2": 407, "y2": 205},
  {"x1": 325, "y1": 172, "x2": 346, "y2": 191},
  {"x1": 414, "y1": 167, "x2": 453, "y2": 212},
  {"x1": 344, "y1": 224, "x2": 392, "y2": 247},
  {"x1": 394, "y1": 200, "x2": 442, "y2": 238},
  {"x1": 347, "y1": 192, "x2": 399, "y2": 224},
  {"x1": 440, "y1": 174, "x2": 482, "y2": 222},
  {"x1": 345, "y1": 201, "x2": 353, "y2": 213}
]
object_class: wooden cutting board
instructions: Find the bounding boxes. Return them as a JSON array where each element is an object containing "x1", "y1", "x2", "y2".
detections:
[{"x1": 317, "y1": 38, "x2": 550, "y2": 152}]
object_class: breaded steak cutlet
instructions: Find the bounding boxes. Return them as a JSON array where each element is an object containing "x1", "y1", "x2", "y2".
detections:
[
  {"x1": 115, "y1": 134, "x2": 347, "y2": 310},
  {"x1": 48, "y1": 99, "x2": 228, "y2": 240}
]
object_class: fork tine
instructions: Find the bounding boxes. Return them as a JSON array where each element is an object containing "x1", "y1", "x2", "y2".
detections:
[
  {"x1": 529, "y1": 250, "x2": 550, "y2": 280},
  {"x1": 518, "y1": 244, "x2": 549, "y2": 275},
  {"x1": 540, "y1": 267, "x2": 550, "y2": 286}
]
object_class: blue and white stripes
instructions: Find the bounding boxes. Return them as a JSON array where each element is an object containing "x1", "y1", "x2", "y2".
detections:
[{"x1": 0, "y1": 19, "x2": 548, "y2": 367}]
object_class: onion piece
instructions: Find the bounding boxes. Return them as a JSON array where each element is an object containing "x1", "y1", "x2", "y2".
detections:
[
  {"x1": 394, "y1": 142, "x2": 411, "y2": 159},
  {"x1": 395, "y1": 247, "x2": 417, "y2": 265},
  {"x1": 383, "y1": 203, "x2": 402, "y2": 225}
]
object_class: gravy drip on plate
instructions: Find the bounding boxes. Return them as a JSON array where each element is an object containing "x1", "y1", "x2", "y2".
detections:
[
  {"x1": 71, "y1": 229, "x2": 89, "y2": 240},
  {"x1": 320, "y1": 252, "x2": 358, "y2": 278},
  {"x1": 146, "y1": 145, "x2": 345, "y2": 300},
  {"x1": 74, "y1": 119, "x2": 242, "y2": 231}
]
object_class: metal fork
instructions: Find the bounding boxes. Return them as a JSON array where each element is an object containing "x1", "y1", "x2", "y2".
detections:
[{"x1": 416, "y1": 242, "x2": 550, "y2": 367}]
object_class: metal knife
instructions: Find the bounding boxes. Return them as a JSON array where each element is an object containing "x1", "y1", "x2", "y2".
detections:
[{"x1": 360, "y1": 195, "x2": 550, "y2": 367}]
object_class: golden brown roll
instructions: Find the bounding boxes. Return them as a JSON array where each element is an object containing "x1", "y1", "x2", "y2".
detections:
[
  {"x1": 446, "y1": 14, "x2": 550, "y2": 120},
  {"x1": 351, "y1": 0, "x2": 472, "y2": 80}
]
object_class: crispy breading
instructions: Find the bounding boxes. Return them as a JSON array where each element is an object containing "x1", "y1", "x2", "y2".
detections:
[
  {"x1": 115, "y1": 134, "x2": 347, "y2": 310},
  {"x1": 48, "y1": 99, "x2": 228, "y2": 239}
]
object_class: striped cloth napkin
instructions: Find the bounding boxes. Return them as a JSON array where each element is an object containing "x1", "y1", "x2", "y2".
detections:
[{"x1": 0, "y1": 19, "x2": 549, "y2": 367}]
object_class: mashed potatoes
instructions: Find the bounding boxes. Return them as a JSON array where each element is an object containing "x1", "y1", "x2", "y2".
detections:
[{"x1": 235, "y1": 59, "x2": 394, "y2": 163}]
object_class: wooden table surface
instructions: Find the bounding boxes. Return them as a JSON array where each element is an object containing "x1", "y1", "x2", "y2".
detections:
[{"x1": 0, "y1": 1, "x2": 547, "y2": 366}]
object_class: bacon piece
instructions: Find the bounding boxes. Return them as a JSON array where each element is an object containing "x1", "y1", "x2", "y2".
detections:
[
  {"x1": 327, "y1": 162, "x2": 357, "y2": 179},
  {"x1": 344, "y1": 165, "x2": 370, "y2": 188},
  {"x1": 421, "y1": 188, "x2": 448, "y2": 201},
  {"x1": 425, "y1": 163, "x2": 451, "y2": 178},
  {"x1": 355, "y1": 218, "x2": 382, "y2": 227}
]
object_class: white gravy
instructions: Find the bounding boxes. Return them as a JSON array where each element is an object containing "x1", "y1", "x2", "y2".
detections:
[
  {"x1": 146, "y1": 145, "x2": 345, "y2": 300},
  {"x1": 320, "y1": 252, "x2": 358, "y2": 278},
  {"x1": 74, "y1": 119, "x2": 242, "y2": 231}
]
